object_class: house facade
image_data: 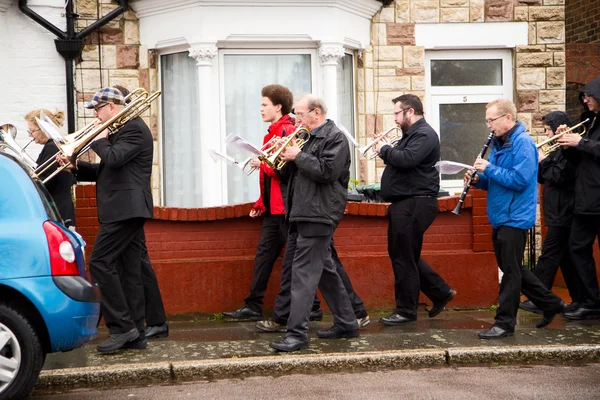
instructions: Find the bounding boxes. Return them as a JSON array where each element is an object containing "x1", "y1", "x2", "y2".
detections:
[{"x1": 7, "y1": 0, "x2": 599, "y2": 313}]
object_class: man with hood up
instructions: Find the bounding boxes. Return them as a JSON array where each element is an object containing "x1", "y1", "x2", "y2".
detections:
[
  {"x1": 558, "y1": 76, "x2": 600, "y2": 320},
  {"x1": 519, "y1": 111, "x2": 581, "y2": 315}
]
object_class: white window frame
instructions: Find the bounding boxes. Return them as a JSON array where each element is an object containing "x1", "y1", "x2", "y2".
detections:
[
  {"x1": 425, "y1": 49, "x2": 513, "y2": 194},
  {"x1": 217, "y1": 48, "x2": 319, "y2": 202}
]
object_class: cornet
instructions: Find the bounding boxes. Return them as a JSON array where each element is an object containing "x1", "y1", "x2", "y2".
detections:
[
  {"x1": 358, "y1": 126, "x2": 402, "y2": 159},
  {"x1": 0, "y1": 124, "x2": 38, "y2": 171},
  {"x1": 536, "y1": 118, "x2": 590, "y2": 155},
  {"x1": 261, "y1": 126, "x2": 310, "y2": 169}
]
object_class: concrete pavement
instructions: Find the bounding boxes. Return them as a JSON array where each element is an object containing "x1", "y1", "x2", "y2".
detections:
[{"x1": 37, "y1": 309, "x2": 600, "y2": 391}]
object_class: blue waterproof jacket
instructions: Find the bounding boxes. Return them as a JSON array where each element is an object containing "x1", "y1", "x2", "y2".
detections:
[{"x1": 474, "y1": 121, "x2": 538, "y2": 230}]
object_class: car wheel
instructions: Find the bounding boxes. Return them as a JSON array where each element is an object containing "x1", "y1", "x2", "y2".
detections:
[{"x1": 0, "y1": 304, "x2": 44, "y2": 400}]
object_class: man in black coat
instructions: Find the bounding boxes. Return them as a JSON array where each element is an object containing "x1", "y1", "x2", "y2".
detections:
[
  {"x1": 268, "y1": 95, "x2": 358, "y2": 352},
  {"x1": 60, "y1": 87, "x2": 154, "y2": 353},
  {"x1": 519, "y1": 111, "x2": 581, "y2": 314},
  {"x1": 558, "y1": 76, "x2": 600, "y2": 320}
]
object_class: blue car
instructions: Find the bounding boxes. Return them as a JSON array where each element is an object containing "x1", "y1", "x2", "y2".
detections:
[{"x1": 0, "y1": 151, "x2": 100, "y2": 399}]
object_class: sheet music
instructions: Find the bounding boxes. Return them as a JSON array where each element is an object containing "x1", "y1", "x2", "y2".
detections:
[
  {"x1": 36, "y1": 111, "x2": 64, "y2": 143},
  {"x1": 225, "y1": 134, "x2": 267, "y2": 157},
  {"x1": 434, "y1": 160, "x2": 474, "y2": 175}
]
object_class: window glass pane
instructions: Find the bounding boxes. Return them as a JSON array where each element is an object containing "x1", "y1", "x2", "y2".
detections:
[
  {"x1": 161, "y1": 52, "x2": 200, "y2": 207},
  {"x1": 337, "y1": 53, "x2": 355, "y2": 181},
  {"x1": 439, "y1": 103, "x2": 490, "y2": 180},
  {"x1": 223, "y1": 54, "x2": 311, "y2": 205},
  {"x1": 431, "y1": 59, "x2": 502, "y2": 86}
]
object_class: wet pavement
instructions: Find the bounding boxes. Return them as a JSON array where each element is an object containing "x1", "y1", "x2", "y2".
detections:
[{"x1": 43, "y1": 309, "x2": 600, "y2": 371}]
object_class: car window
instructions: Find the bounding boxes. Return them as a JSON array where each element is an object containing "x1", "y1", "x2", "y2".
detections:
[{"x1": 33, "y1": 179, "x2": 62, "y2": 222}]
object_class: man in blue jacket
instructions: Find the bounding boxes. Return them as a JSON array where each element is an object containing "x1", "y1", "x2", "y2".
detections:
[{"x1": 465, "y1": 99, "x2": 565, "y2": 339}]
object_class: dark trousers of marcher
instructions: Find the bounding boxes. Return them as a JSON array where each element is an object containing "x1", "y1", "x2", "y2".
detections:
[
  {"x1": 244, "y1": 215, "x2": 287, "y2": 312},
  {"x1": 285, "y1": 225, "x2": 357, "y2": 341},
  {"x1": 534, "y1": 225, "x2": 581, "y2": 303},
  {"x1": 141, "y1": 235, "x2": 167, "y2": 327},
  {"x1": 569, "y1": 214, "x2": 600, "y2": 308},
  {"x1": 493, "y1": 226, "x2": 563, "y2": 330},
  {"x1": 90, "y1": 217, "x2": 146, "y2": 337},
  {"x1": 272, "y1": 234, "x2": 367, "y2": 324},
  {"x1": 387, "y1": 197, "x2": 451, "y2": 319}
]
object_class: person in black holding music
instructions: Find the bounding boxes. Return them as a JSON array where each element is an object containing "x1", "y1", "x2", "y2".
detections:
[
  {"x1": 59, "y1": 87, "x2": 153, "y2": 353},
  {"x1": 519, "y1": 111, "x2": 581, "y2": 315},
  {"x1": 374, "y1": 94, "x2": 456, "y2": 326},
  {"x1": 24, "y1": 109, "x2": 76, "y2": 229},
  {"x1": 268, "y1": 95, "x2": 358, "y2": 352},
  {"x1": 464, "y1": 99, "x2": 565, "y2": 339},
  {"x1": 558, "y1": 76, "x2": 600, "y2": 320}
]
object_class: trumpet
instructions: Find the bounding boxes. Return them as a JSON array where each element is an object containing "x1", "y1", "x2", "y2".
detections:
[
  {"x1": 261, "y1": 125, "x2": 310, "y2": 169},
  {"x1": 0, "y1": 124, "x2": 37, "y2": 171},
  {"x1": 34, "y1": 88, "x2": 161, "y2": 184},
  {"x1": 537, "y1": 118, "x2": 589, "y2": 155},
  {"x1": 358, "y1": 126, "x2": 402, "y2": 159}
]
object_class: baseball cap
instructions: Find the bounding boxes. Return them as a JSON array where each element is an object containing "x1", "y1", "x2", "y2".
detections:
[{"x1": 84, "y1": 87, "x2": 126, "y2": 109}]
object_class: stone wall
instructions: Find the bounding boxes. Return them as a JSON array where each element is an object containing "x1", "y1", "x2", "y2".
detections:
[
  {"x1": 74, "y1": 0, "x2": 161, "y2": 204},
  {"x1": 357, "y1": 0, "x2": 566, "y2": 184},
  {"x1": 565, "y1": 0, "x2": 600, "y2": 122}
]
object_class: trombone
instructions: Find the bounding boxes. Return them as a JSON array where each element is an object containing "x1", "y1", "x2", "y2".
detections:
[
  {"x1": 34, "y1": 88, "x2": 161, "y2": 184},
  {"x1": 0, "y1": 124, "x2": 38, "y2": 171},
  {"x1": 358, "y1": 126, "x2": 402, "y2": 159},
  {"x1": 537, "y1": 118, "x2": 590, "y2": 155}
]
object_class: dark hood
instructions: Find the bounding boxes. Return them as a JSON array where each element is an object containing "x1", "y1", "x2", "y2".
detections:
[
  {"x1": 542, "y1": 111, "x2": 572, "y2": 133},
  {"x1": 580, "y1": 75, "x2": 600, "y2": 106}
]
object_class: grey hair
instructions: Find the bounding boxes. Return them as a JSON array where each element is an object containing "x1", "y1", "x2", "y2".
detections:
[{"x1": 296, "y1": 94, "x2": 328, "y2": 116}]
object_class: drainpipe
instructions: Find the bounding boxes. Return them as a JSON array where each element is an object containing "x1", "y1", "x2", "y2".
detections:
[{"x1": 19, "y1": 0, "x2": 129, "y2": 133}]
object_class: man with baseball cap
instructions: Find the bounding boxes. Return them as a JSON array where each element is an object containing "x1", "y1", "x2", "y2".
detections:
[{"x1": 59, "y1": 86, "x2": 154, "y2": 353}]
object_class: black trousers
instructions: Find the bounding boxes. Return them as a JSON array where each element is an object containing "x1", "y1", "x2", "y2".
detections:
[
  {"x1": 569, "y1": 214, "x2": 600, "y2": 308},
  {"x1": 140, "y1": 235, "x2": 167, "y2": 326},
  {"x1": 272, "y1": 234, "x2": 367, "y2": 324},
  {"x1": 534, "y1": 225, "x2": 580, "y2": 303},
  {"x1": 493, "y1": 226, "x2": 563, "y2": 330},
  {"x1": 285, "y1": 227, "x2": 357, "y2": 340},
  {"x1": 244, "y1": 215, "x2": 287, "y2": 312},
  {"x1": 89, "y1": 218, "x2": 146, "y2": 336},
  {"x1": 387, "y1": 197, "x2": 451, "y2": 318}
]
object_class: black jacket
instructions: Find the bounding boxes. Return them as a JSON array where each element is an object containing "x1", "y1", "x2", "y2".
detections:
[
  {"x1": 280, "y1": 120, "x2": 350, "y2": 227},
  {"x1": 563, "y1": 76, "x2": 600, "y2": 215},
  {"x1": 538, "y1": 149, "x2": 575, "y2": 227},
  {"x1": 75, "y1": 117, "x2": 154, "y2": 224},
  {"x1": 36, "y1": 141, "x2": 76, "y2": 227},
  {"x1": 379, "y1": 118, "x2": 440, "y2": 202}
]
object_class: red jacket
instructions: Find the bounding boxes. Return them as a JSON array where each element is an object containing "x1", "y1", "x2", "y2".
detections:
[{"x1": 253, "y1": 114, "x2": 295, "y2": 215}]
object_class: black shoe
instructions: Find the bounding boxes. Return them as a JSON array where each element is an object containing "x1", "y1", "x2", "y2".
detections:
[
  {"x1": 309, "y1": 309, "x2": 323, "y2": 321},
  {"x1": 379, "y1": 313, "x2": 416, "y2": 326},
  {"x1": 536, "y1": 301, "x2": 567, "y2": 328},
  {"x1": 97, "y1": 328, "x2": 140, "y2": 354},
  {"x1": 222, "y1": 305, "x2": 262, "y2": 321},
  {"x1": 478, "y1": 326, "x2": 514, "y2": 339},
  {"x1": 565, "y1": 302, "x2": 581, "y2": 313},
  {"x1": 429, "y1": 289, "x2": 457, "y2": 318},
  {"x1": 122, "y1": 337, "x2": 148, "y2": 350},
  {"x1": 146, "y1": 323, "x2": 169, "y2": 339},
  {"x1": 269, "y1": 336, "x2": 309, "y2": 352},
  {"x1": 316, "y1": 325, "x2": 359, "y2": 339},
  {"x1": 564, "y1": 306, "x2": 600, "y2": 320},
  {"x1": 519, "y1": 300, "x2": 543, "y2": 315}
]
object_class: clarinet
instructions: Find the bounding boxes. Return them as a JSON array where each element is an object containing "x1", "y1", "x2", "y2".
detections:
[{"x1": 451, "y1": 131, "x2": 495, "y2": 216}]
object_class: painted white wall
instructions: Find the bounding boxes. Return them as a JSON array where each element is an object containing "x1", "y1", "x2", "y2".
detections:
[{"x1": 0, "y1": 1, "x2": 67, "y2": 160}]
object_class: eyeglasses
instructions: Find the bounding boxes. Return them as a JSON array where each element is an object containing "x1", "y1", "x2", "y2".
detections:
[
  {"x1": 394, "y1": 108, "x2": 412, "y2": 116},
  {"x1": 93, "y1": 103, "x2": 109, "y2": 112},
  {"x1": 27, "y1": 128, "x2": 41, "y2": 135},
  {"x1": 295, "y1": 108, "x2": 315, "y2": 119},
  {"x1": 485, "y1": 114, "x2": 507, "y2": 124}
]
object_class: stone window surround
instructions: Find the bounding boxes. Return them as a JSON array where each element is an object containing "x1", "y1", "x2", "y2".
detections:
[{"x1": 130, "y1": 0, "x2": 382, "y2": 207}]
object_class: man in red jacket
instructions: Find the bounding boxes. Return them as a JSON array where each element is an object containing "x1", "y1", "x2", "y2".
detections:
[{"x1": 223, "y1": 84, "x2": 297, "y2": 321}]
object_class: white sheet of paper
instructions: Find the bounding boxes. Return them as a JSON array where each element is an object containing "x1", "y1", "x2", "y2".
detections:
[
  {"x1": 36, "y1": 111, "x2": 64, "y2": 143},
  {"x1": 225, "y1": 134, "x2": 267, "y2": 157},
  {"x1": 434, "y1": 160, "x2": 474, "y2": 175}
]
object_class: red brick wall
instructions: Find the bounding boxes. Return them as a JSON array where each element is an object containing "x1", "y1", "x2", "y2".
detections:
[
  {"x1": 75, "y1": 185, "x2": 499, "y2": 314},
  {"x1": 565, "y1": 0, "x2": 600, "y2": 121}
]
